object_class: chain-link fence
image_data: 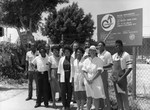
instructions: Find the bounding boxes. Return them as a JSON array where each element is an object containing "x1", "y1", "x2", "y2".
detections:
[
  {"x1": 107, "y1": 55, "x2": 150, "y2": 110},
  {"x1": 134, "y1": 57, "x2": 150, "y2": 110}
]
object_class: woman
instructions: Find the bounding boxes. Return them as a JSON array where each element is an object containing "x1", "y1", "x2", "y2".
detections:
[
  {"x1": 73, "y1": 47, "x2": 86, "y2": 110},
  {"x1": 48, "y1": 45, "x2": 61, "y2": 108},
  {"x1": 82, "y1": 45, "x2": 105, "y2": 110},
  {"x1": 57, "y1": 45, "x2": 74, "y2": 110}
]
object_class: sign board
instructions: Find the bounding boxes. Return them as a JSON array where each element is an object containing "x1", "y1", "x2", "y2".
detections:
[{"x1": 97, "y1": 8, "x2": 143, "y2": 46}]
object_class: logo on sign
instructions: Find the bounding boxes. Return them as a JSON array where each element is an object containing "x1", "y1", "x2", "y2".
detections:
[{"x1": 101, "y1": 14, "x2": 116, "y2": 31}]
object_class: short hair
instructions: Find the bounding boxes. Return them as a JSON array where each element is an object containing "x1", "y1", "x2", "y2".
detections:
[
  {"x1": 63, "y1": 45, "x2": 73, "y2": 54},
  {"x1": 39, "y1": 47, "x2": 46, "y2": 53},
  {"x1": 84, "y1": 40, "x2": 90, "y2": 44},
  {"x1": 115, "y1": 40, "x2": 123, "y2": 46},
  {"x1": 75, "y1": 47, "x2": 85, "y2": 55},
  {"x1": 51, "y1": 45, "x2": 60, "y2": 52},
  {"x1": 98, "y1": 41, "x2": 105, "y2": 47},
  {"x1": 45, "y1": 44, "x2": 50, "y2": 48}
]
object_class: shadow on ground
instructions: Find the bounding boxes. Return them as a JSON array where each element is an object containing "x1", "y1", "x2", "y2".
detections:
[{"x1": 0, "y1": 87, "x2": 27, "y2": 91}]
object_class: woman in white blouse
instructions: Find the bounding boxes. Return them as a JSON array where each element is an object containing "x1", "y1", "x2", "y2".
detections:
[
  {"x1": 73, "y1": 47, "x2": 86, "y2": 110},
  {"x1": 48, "y1": 45, "x2": 61, "y2": 108},
  {"x1": 57, "y1": 45, "x2": 74, "y2": 110},
  {"x1": 82, "y1": 45, "x2": 105, "y2": 110}
]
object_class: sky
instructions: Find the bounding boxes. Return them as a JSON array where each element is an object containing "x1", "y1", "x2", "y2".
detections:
[
  {"x1": 57, "y1": 0, "x2": 150, "y2": 40},
  {"x1": 0, "y1": 0, "x2": 150, "y2": 42}
]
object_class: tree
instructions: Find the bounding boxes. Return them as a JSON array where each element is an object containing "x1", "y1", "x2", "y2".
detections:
[
  {"x1": 1, "y1": 0, "x2": 68, "y2": 34},
  {"x1": 0, "y1": 0, "x2": 68, "y2": 67},
  {"x1": 44, "y1": 2, "x2": 95, "y2": 44}
]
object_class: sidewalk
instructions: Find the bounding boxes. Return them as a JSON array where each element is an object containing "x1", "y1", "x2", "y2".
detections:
[{"x1": 0, "y1": 90, "x2": 77, "y2": 110}]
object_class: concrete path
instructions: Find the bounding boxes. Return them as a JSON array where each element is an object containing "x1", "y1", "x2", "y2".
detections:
[{"x1": 0, "y1": 90, "x2": 77, "y2": 110}]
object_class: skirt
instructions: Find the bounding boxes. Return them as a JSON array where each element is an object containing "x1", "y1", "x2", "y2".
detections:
[{"x1": 50, "y1": 68, "x2": 61, "y2": 93}]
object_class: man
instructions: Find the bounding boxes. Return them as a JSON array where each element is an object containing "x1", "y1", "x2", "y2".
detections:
[
  {"x1": 32, "y1": 47, "x2": 50, "y2": 108},
  {"x1": 25, "y1": 43, "x2": 38, "y2": 101},
  {"x1": 97, "y1": 41, "x2": 112, "y2": 110},
  {"x1": 83, "y1": 41, "x2": 90, "y2": 59},
  {"x1": 59, "y1": 40, "x2": 64, "y2": 57},
  {"x1": 112, "y1": 40, "x2": 132, "y2": 110},
  {"x1": 84, "y1": 41, "x2": 90, "y2": 49},
  {"x1": 45, "y1": 43, "x2": 53, "y2": 101},
  {"x1": 45, "y1": 44, "x2": 52, "y2": 56}
]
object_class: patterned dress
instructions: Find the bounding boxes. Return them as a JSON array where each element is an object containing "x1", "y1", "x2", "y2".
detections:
[
  {"x1": 48, "y1": 55, "x2": 61, "y2": 93},
  {"x1": 74, "y1": 58, "x2": 86, "y2": 100}
]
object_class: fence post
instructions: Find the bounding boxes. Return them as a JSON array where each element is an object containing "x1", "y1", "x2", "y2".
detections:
[{"x1": 132, "y1": 46, "x2": 137, "y2": 99}]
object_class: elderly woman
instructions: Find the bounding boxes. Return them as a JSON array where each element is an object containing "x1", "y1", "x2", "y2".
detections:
[
  {"x1": 48, "y1": 45, "x2": 61, "y2": 108},
  {"x1": 57, "y1": 45, "x2": 74, "y2": 110},
  {"x1": 82, "y1": 45, "x2": 105, "y2": 110},
  {"x1": 73, "y1": 47, "x2": 86, "y2": 110}
]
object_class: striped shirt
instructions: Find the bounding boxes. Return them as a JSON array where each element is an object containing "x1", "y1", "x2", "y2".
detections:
[{"x1": 112, "y1": 51, "x2": 132, "y2": 70}]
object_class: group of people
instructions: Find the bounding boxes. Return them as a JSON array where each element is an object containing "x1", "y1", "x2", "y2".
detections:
[{"x1": 25, "y1": 39, "x2": 132, "y2": 110}]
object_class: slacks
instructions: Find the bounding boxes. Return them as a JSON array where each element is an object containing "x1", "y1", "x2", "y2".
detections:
[
  {"x1": 101, "y1": 70, "x2": 111, "y2": 110},
  {"x1": 61, "y1": 81, "x2": 73, "y2": 108},
  {"x1": 28, "y1": 71, "x2": 37, "y2": 98},
  {"x1": 36, "y1": 71, "x2": 49, "y2": 106}
]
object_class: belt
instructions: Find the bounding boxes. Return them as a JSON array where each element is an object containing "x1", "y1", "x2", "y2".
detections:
[
  {"x1": 38, "y1": 71, "x2": 48, "y2": 74},
  {"x1": 51, "y1": 68, "x2": 57, "y2": 70},
  {"x1": 64, "y1": 70, "x2": 70, "y2": 72}
]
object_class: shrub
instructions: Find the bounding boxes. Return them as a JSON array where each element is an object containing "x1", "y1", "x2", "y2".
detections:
[{"x1": 0, "y1": 41, "x2": 25, "y2": 79}]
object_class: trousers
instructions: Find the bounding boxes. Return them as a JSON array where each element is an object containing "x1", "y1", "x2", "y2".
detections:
[
  {"x1": 61, "y1": 81, "x2": 72, "y2": 108},
  {"x1": 27, "y1": 71, "x2": 37, "y2": 98},
  {"x1": 36, "y1": 71, "x2": 49, "y2": 106}
]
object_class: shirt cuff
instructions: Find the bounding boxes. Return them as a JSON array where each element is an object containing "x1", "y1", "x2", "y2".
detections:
[{"x1": 97, "y1": 67, "x2": 104, "y2": 72}]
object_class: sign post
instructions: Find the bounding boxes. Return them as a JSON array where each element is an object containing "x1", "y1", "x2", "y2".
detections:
[
  {"x1": 132, "y1": 46, "x2": 137, "y2": 99},
  {"x1": 97, "y1": 8, "x2": 143, "y2": 99}
]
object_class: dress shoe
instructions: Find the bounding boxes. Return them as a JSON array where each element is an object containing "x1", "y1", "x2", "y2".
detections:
[
  {"x1": 25, "y1": 97, "x2": 31, "y2": 101},
  {"x1": 45, "y1": 105, "x2": 49, "y2": 108},
  {"x1": 34, "y1": 104, "x2": 41, "y2": 108},
  {"x1": 44, "y1": 103, "x2": 49, "y2": 108},
  {"x1": 66, "y1": 107, "x2": 70, "y2": 110}
]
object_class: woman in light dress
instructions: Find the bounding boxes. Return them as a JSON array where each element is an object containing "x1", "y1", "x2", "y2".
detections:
[
  {"x1": 48, "y1": 45, "x2": 61, "y2": 108},
  {"x1": 82, "y1": 45, "x2": 105, "y2": 110},
  {"x1": 73, "y1": 47, "x2": 86, "y2": 110}
]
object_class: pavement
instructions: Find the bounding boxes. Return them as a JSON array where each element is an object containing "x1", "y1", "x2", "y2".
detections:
[{"x1": 0, "y1": 90, "x2": 77, "y2": 110}]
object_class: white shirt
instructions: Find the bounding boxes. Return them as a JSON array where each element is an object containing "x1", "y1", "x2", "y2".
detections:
[
  {"x1": 26, "y1": 51, "x2": 38, "y2": 71},
  {"x1": 71, "y1": 52, "x2": 76, "y2": 59},
  {"x1": 98, "y1": 50, "x2": 112, "y2": 67},
  {"x1": 32, "y1": 55, "x2": 49, "y2": 72},
  {"x1": 112, "y1": 52, "x2": 132, "y2": 70},
  {"x1": 48, "y1": 55, "x2": 60, "y2": 68}
]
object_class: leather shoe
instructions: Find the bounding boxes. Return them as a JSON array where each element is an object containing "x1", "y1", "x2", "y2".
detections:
[
  {"x1": 44, "y1": 103, "x2": 49, "y2": 108},
  {"x1": 34, "y1": 104, "x2": 41, "y2": 108},
  {"x1": 25, "y1": 97, "x2": 31, "y2": 101},
  {"x1": 45, "y1": 105, "x2": 49, "y2": 108}
]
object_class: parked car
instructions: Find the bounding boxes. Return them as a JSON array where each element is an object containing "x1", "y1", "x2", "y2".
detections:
[{"x1": 146, "y1": 57, "x2": 150, "y2": 64}]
